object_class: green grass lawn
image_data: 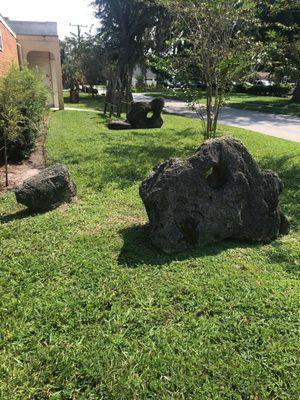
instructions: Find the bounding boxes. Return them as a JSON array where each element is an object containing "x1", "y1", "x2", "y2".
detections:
[
  {"x1": 146, "y1": 89, "x2": 300, "y2": 117},
  {"x1": 0, "y1": 110, "x2": 299, "y2": 399},
  {"x1": 63, "y1": 91, "x2": 106, "y2": 110}
]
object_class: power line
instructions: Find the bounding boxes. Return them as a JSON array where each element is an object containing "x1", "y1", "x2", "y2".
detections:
[{"x1": 69, "y1": 23, "x2": 88, "y2": 41}]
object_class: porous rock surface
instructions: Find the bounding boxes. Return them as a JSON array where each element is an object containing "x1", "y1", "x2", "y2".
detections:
[
  {"x1": 15, "y1": 164, "x2": 77, "y2": 212},
  {"x1": 127, "y1": 98, "x2": 165, "y2": 129},
  {"x1": 140, "y1": 137, "x2": 290, "y2": 253}
]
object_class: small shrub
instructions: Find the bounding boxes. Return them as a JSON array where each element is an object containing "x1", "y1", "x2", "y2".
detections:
[
  {"x1": 231, "y1": 82, "x2": 252, "y2": 93},
  {"x1": 0, "y1": 65, "x2": 48, "y2": 162},
  {"x1": 247, "y1": 84, "x2": 292, "y2": 97}
]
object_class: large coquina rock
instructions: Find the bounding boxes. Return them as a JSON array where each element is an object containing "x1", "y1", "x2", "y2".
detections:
[
  {"x1": 140, "y1": 138, "x2": 290, "y2": 253},
  {"x1": 127, "y1": 98, "x2": 165, "y2": 129},
  {"x1": 15, "y1": 164, "x2": 77, "y2": 212}
]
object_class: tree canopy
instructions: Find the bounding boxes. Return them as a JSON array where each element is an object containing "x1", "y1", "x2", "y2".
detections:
[
  {"x1": 256, "y1": 0, "x2": 300, "y2": 100},
  {"x1": 153, "y1": 0, "x2": 259, "y2": 138},
  {"x1": 61, "y1": 30, "x2": 107, "y2": 95},
  {"x1": 92, "y1": 0, "x2": 171, "y2": 112}
]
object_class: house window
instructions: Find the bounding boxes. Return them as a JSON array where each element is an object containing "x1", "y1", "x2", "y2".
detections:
[{"x1": 0, "y1": 31, "x2": 3, "y2": 51}]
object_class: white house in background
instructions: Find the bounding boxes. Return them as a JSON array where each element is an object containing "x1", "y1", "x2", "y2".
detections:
[{"x1": 132, "y1": 65, "x2": 157, "y2": 87}]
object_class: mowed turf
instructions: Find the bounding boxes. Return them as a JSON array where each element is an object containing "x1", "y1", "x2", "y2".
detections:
[
  {"x1": 0, "y1": 109, "x2": 299, "y2": 399},
  {"x1": 146, "y1": 90, "x2": 300, "y2": 117}
]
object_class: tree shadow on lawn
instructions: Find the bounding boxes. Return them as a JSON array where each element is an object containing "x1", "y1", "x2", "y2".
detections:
[
  {"x1": 228, "y1": 98, "x2": 300, "y2": 116},
  {"x1": 64, "y1": 94, "x2": 105, "y2": 110},
  {"x1": 98, "y1": 141, "x2": 195, "y2": 190},
  {"x1": 258, "y1": 154, "x2": 300, "y2": 277},
  {"x1": 0, "y1": 208, "x2": 35, "y2": 224},
  {"x1": 53, "y1": 143, "x2": 189, "y2": 191},
  {"x1": 63, "y1": 128, "x2": 198, "y2": 191},
  {"x1": 264, "y1": 240, "x2": 300, "y2": 277},
  {"x1": 258, "y1": 155, "x2": 299, "y2": 225}
]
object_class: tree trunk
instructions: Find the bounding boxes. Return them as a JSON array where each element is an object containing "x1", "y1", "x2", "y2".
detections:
[
  {"x1": 4, "y1": 136, "x2": 8, "y2": 187},
  {"x1": 117, "y1": 71, "x2": 133, "y2": 117},
  {"x1": 115, "y1": 36, "x2": 134, "y2": 117},
  {"x1": 291, "y1": 81, "x2": 300, "y2": 103},
  {"x1": 105, "y1": 37, "x2": 134, "y2": 117},
  {"x1": 70, "y1": 89, "x2": 79, "y2": 103},
  {"x1": 105, "y1": 74, "x2": 115, "y2": 106},
  {"x1": 206, "y1": 83, "x2": 213, "y2": 140},
  {"x1": 90, "y1": 86, "x2": 95, "y2": 98}
]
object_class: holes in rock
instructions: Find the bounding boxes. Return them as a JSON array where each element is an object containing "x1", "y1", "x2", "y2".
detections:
[
  {"x1": 205, "y1": 163, "x2": 227, "y2": 189},
  {"x1": 147, "y1": 111, "x2": 154, "y2": 119},
  {"x1": 178, "y1": 219, "x2": 198, "y2": 245}
]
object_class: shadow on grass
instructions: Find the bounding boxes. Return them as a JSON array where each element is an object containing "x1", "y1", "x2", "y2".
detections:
[
  {"x1": 56, "y1": 143, "x2": 187, "y2": 189},
  {"x1": 258, "y1": 155, "x2": 300, "y2": 225},
  {"x1": 64, "y1": 94, "x2": 106, "y2": 110},
  {"x1": 117, "y1": 224, "x2": 259, "y2": 267},
  {"x1": 61, "y1": 129, "x2": 197, "y2": 191},
  {"x1": 265, "y1": 240, "x2": 300, "y2": 277},
  {"x1": 227, "y1": 99, "x2": 300, "y2": 116},
  {"x1": 0, "y1": 208, "x2": 34, "y2": 224},
  {"x1": 258, "y1": 155, "x2": 300, "y2": 277},
  {"x1": 98, "y1": 140, "x2": 194, "y2": 190}
]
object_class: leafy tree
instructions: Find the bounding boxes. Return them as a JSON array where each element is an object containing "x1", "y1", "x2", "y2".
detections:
[
  {"x1": 92, "y1": 0, "x2": 170, "y2": 114},
  {"x1": 256, "y1": 0, "x2": 300, "y2": 101},
  {"x1": 158, "y1": 0, "x2": 259, "y2": 139},
  {"x1": 79, "y1": 33, "x2": 107, "y2": 95},
  {"x1": 291, "y1": 40, "x2": 300, "y2": 101},
  {"x1": 61, "y1": 29, "x2": 107, "y2": 102},
  {"x1": 61, "y1": 34, "x2": 85, "y2": 102}
]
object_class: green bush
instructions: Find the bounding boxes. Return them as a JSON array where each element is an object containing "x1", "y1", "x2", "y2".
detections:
[
  {"x1": 247, "y1": 84, "x2": 292, "y2": 97},
  {"x1": 0, "y1": 65, "x2": 48, "y2": 162},
  {"x1": 231, "y1": 82, "x2": 252, "y2": 93}
]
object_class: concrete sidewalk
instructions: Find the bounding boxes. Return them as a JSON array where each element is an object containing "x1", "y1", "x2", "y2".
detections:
[
  {"x1": 133, "y1": 93, "x2": 300, "y2": 143},
  {"x1": 61, "y1": 107, "x2": 100, "y2": 113}
]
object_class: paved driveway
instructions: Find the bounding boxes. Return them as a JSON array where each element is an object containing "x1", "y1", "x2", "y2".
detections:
[{"x1": 133, "y1": 93, "x2": 300, "y2": 143}]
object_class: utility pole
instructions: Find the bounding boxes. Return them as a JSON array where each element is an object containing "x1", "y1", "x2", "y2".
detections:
[{"x1": 69, "y1": 23, "x2": 88, "y2": 42}]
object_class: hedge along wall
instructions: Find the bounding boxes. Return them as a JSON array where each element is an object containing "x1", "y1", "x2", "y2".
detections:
[{"x1": 0, "y1": 66, "x2": 48, "y2": 162}]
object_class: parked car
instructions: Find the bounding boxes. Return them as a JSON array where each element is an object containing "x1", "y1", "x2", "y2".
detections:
[
  {"x1": 81, "y1": 85, "x2": 99, "y2": 95},
  {"x1": 231, "y1": 81, "x2": 252, "y2": 93},
  {"x1": 188, "y1": 81, "x2": 206, "y2": 89},
  {"x1": 162, "y1": 80, "x2": 182, "y2": 89},
  {"x1": 253, "y1": 79, "x2": 274, "y2": 87}
]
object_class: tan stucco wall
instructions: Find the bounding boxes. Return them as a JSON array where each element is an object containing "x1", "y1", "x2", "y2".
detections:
[
  {"x1": 17, "y1": 34, "x2": 64, "y2": 109},
  {"x1": 27, "y1": 51, "x2": 55, "y2": 106}
]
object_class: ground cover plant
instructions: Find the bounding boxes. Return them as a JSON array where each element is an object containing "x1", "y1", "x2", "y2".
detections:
[
  {"x1": 0, "y1": 108, "x2": 299, "y2": 399},
  {"x1": 146, "y1": 89, "x2": 300, "y2": 117}
]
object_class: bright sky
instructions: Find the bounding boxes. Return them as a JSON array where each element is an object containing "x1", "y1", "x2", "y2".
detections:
[{"x1": 1, "y1": 0, "x2": 99, "y2": 38}]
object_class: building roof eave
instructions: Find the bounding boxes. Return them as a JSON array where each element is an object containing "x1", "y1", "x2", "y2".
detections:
[
  {"x1": 0, "y1": 14, "x2": 17, "y2": 38},
  {"x1": 7, "y1": 20, "x2": 58, "y2": 37}
]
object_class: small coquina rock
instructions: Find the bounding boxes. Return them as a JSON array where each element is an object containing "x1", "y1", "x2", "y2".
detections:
[{"x1": 15, "y1": 164, "x2": 77, "y2": 212}]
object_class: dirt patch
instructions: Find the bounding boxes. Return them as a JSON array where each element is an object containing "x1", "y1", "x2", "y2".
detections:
[{"x1": 0, "y1": 117, "x2": 48, "y2": 192}]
